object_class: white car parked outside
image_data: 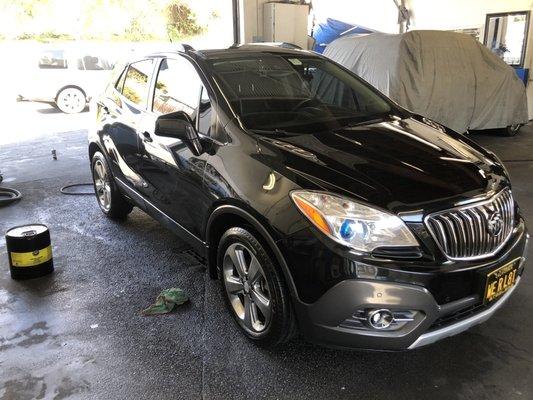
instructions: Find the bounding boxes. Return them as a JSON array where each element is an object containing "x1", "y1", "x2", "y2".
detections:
[{"x1": 18, "y1": 47, "x2": 114, "y2": 113}]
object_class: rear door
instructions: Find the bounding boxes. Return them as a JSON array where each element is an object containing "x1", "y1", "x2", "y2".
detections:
[
  {"x1": 138, "y1": 56, "x2": 216, "y2": 239},
  {"x1": 97, "y1": 59, "x2": 155, "y2": 189}
]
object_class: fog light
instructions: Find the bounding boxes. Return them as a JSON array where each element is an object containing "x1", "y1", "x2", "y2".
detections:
[
  {"x1": 367, "y1": 309, "x2": 394, "y2": 329},
  {"x1": 339, "y1": 309, "x2": 419, "y2": 331}
]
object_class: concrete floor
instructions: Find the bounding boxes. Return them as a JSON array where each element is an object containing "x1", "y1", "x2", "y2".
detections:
[{"x1": 1, "y1": 104, "x2": 533, "y2": 400}]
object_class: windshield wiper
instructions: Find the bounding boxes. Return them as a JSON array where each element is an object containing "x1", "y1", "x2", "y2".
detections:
[
  {"x1": 339, "y1": 114, "x2": 393, "y2": 129},
  {"x1": 251, "y1": 128, "x2": 292, "y2": 136}
]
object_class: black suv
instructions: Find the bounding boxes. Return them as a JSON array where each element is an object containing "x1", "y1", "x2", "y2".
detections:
[{"x1": 89, "y1": 44, "x2": 528, "y2": 350}]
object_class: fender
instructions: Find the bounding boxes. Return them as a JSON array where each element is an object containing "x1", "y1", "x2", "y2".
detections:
[
  {"x1": 206, "y1": 204, "x2": 301, "y2": 302},
  {"x1": 88, "y1": 140, "x2": 105, "y2": 160}
]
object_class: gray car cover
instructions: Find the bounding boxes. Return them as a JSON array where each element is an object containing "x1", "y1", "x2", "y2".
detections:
[{"x1": 324, "y1": 30, "x2": 528, "y2": 133}]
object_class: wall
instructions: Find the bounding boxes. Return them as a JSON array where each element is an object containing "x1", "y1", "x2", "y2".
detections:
[
  {"x1": 407, "y1": 0, "x2": 533, "y2": 31},
  {"x1": 311, "y1": 0, "x2": 399, "y2": 33},
  {"x1": 240, "y1": 0, "x2": 271, "y2": 43}
]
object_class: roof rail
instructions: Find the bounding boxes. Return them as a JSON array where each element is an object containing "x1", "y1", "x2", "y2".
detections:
[
  {"x1": 137, "y1": 44, "x2": 195, "y2": 58},
  {"x1": 230, "y1": 42, "x2": 302, "y2": 50}
]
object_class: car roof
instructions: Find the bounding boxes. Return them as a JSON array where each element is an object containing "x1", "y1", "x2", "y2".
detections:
[
  {"x1": 142, "y1": 43, "x2": 316, "y2": 62},
  {"x1": 198, "y1": 44, "x2": 311, "y2": 58}
]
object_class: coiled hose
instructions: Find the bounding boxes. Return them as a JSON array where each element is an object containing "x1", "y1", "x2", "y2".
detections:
[
  {"x1": 0, "y1": 187, "x2": 22, "y2": 206},
  {"x1": 60, "y1": 183, "x2": 94, "y2": 195}
]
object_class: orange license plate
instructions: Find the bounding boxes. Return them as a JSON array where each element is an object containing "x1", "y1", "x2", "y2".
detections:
[{"x1": 484, "y1": 258, "x2": 519, "y2": 304}]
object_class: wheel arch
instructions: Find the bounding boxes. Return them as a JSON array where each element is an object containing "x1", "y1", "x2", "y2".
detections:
[
  {"x1": 88, "y1": 141, "x2": 104, "y2": 161},
  {"x1": 205, "y1": 204, "x2": 300, "y2": 301}
]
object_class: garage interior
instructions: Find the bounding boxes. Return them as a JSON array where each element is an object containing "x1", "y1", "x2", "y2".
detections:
[{"x1": 1, "y1": 1, "x2": 533, "y2": 399}]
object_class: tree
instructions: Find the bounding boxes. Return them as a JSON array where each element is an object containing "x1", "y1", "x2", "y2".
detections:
[
  {"x1": 166, "y1": 1, "x2": 204, "y2": 42},
  {"x1": 1, "y1": 0, "x2": 207, "y2": 42}
]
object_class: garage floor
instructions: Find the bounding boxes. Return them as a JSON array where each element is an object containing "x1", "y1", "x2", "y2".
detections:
[{"x1": 1, "y1": 104, "x2": 532, "y2": 400}]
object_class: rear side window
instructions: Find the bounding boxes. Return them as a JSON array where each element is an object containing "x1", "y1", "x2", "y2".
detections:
[
  {"x1": 122, "y1": 60, "x2": 153, "y2": 108},
  {"x1": 77, "y1": 55, "x2": 113, "y2": 70},
  {"x1": 39, "y1": 50, "x2": 67, "y2": 69},
  {"x1": 153, "y1": 57, "x2": 202, "y2": 122}
]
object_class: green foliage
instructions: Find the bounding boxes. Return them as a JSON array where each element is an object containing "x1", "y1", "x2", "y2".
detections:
[
  {"x1": 166, "y1": 1, "x2": 205, "y2": 42},
  {"x1": 124, "y1": 18, "x2": 157, "y2": 42},
  {"x1": 2, "y1": 0, "x2": 207, "y2": 42},
  {"x1": 17, "y1": 31, "x2": 74, "y2": 42}
]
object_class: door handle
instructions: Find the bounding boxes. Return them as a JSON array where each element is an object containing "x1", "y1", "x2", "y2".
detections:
[{"x1": 142, "y1": 131, "x2": 153, "y2": 142}]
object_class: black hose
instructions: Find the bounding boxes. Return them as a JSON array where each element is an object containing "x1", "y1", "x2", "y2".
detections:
[
  {"x1": 60, "y1": 183, "x2": 95, "y2": 196},
  {"x1": 0, "y1": 187, "x2": 22, "y2": 206}
]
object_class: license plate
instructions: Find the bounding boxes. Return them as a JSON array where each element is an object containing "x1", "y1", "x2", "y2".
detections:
[{"x1": 484, "y1": 258, "x2": 520, "y2": 304}]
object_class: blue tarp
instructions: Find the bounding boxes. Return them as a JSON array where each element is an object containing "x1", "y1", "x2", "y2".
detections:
[
  {"x1": 312, "y1": 18, "x2": 374, "y2": 53},
  {"x1": 514, "y1": 67, "x2": 529, "y2": 85}
]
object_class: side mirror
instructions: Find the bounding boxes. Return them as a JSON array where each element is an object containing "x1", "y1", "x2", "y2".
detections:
[{"x1": 155, "y1": 111, "x2": 203, "y2": 156}]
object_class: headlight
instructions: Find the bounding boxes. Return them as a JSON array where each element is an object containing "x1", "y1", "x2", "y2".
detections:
[{"x1": 290, "y1": 191, "x2": 419, "y2": 252}]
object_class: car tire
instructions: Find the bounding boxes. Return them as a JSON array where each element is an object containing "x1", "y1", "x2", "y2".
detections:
[
  {"x1": 56, "y1": 87, "x2": 86, "y2": 114},
  {"x1": 503, "y1": 124, "x2": 521, "y2": 137},
  {"x1": 217, "y1": 227, "x2": 296, "y2": 347},
  {"x1": 91, "y1": 151, "x2": 133, "y2": 219}
]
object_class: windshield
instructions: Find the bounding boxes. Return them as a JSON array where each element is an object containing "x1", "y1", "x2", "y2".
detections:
[{"x1": 209, "y1": 54, "x2": 393, "y2": 133}]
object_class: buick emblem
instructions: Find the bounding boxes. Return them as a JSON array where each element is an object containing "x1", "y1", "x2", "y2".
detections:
[{"x1": 487, "y1": 210, "x2": 503, "y2": 236}]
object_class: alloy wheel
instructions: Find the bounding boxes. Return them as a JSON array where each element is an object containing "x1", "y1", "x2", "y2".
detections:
[
  {"x1": 223, "y1": 242, "x2": 272, "y2": 332},
  {"x1": 93, "y1": 159, "x2": 111, "y2": 211}
]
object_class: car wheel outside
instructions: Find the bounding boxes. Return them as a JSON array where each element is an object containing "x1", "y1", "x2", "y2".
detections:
[
  {"x1": 91, "y1": 151, "x2": 133, "y2": 219},
  {"x1": 217, "y1": 227, "x2": 296, "y2": 347},
  {"x1": 504, "y1": 124, "x2": 521, "y2": 136},
  {"x1": 56, "y1": 87, "x2": 86, "y2": 114}
]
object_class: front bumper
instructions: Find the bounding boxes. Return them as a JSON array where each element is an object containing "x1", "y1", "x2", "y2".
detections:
[
  {"x1": 408, "y1": 277, "x2": 521, "y2": 349},
  {"x1": 293, "y1": 233, "x2": 528, "y2": 351}
]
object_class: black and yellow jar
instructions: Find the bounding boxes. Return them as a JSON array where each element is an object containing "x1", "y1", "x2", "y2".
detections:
[{"x1": 6, "y1": 224, "x2": 54, "y2": 280}]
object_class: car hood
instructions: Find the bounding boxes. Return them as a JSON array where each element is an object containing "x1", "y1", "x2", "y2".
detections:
[{"x1": 258, "y1": 118, "x2": 509, "y2": 214}]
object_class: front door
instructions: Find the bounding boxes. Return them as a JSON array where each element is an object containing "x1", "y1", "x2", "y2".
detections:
[{"x1": 138, "y1": 56, "x2": 215, "y2": 240}]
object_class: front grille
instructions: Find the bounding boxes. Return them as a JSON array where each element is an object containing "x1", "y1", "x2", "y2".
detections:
[{"x1": 425, "y1": 190, "x2": 514, "y2": 260}]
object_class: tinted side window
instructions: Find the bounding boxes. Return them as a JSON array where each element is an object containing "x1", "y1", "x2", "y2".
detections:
[
  {"x1": 122, "y1": 60, "x2": 153, "y2": 108},
  {"x1": 153, "y1": 58, "x2": 202, "y2": 122},
  {"x1": 39, "y1": 50, "x2": 67, "y2": 69}
]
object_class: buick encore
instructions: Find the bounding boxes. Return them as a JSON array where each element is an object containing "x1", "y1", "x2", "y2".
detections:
[{"x1": 88, "y1": 44, "x2": 528, "y2": 350}]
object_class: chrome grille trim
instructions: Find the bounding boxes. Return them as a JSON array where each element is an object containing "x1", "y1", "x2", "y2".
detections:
[{"x1": 425, "y1": 190, "x2": 515, "y2": 260}]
